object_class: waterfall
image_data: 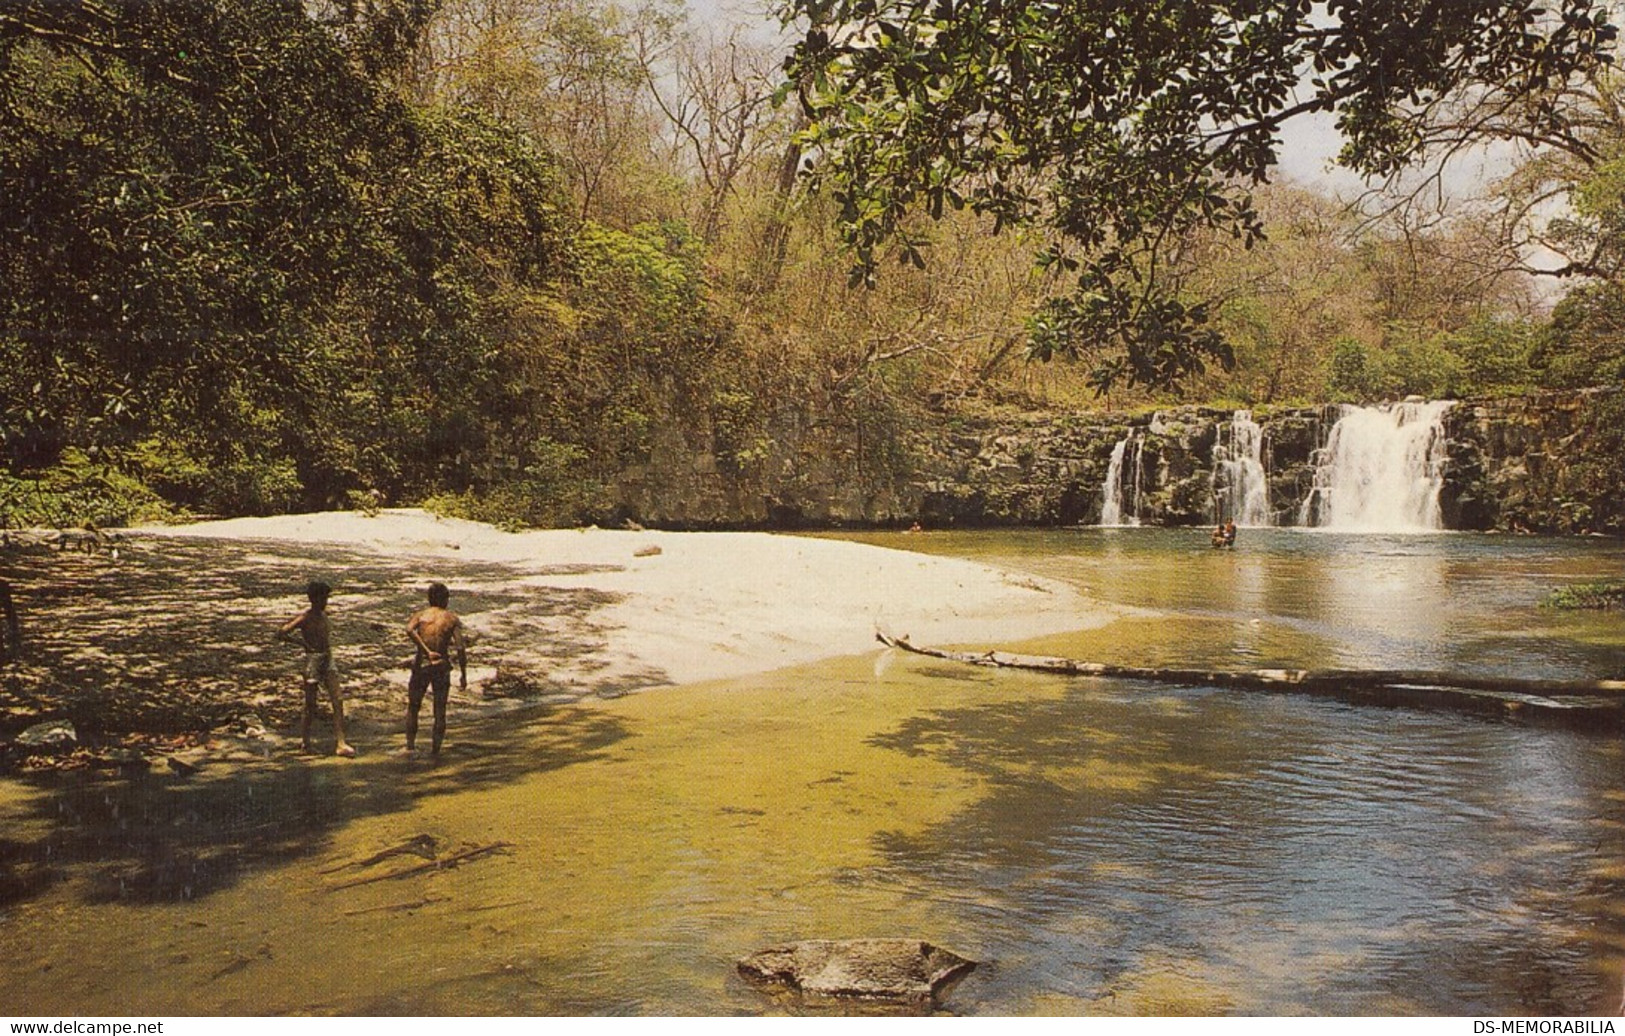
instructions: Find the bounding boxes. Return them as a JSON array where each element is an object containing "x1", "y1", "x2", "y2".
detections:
[
  {"x1": 1297, "y1": 400, "x2": 1455, "y2": 531},
  {"x1": 1212, "y1": 410, "x2": 1270, "y2": 526},
  {"x1": 1099, "y1": 429, "x2": 1144, "y2": 526}
]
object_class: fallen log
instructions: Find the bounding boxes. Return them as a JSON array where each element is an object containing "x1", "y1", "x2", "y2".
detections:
[{"x1": 874, "y1": 631, "x2": 1625, "y2": 725}]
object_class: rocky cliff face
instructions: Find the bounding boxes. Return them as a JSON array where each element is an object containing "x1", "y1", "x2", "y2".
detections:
[
  {"x1": 608, "y1": 390, "x2": 1624, "y2": 534},
  {"x1": 1442, "y1": 389, "x2": 1624, "y2": 534},
  {"x1": 1258, "y1": 410, "x2": 1328, "y2": 526},
  {"x1": 905, "y1": 405, "x2": 1309, "y2": 528},
  {"x1": 611, "y1": 404, "x2": 919, "y2": 528}
]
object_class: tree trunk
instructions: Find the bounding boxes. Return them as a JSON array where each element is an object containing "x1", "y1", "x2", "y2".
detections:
[
  {"x1": 0, "y1": 580, "x2": 18, "y2": 662},
  {"x1": 759, "y1": 111, "x2": 808, "y2": 288},
  {"x1": 874, "y1": 632, "x2": 1625, "y2": 726}
]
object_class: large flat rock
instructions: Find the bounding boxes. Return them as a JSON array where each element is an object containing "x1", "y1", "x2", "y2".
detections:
[{"x1": 737, "y1": 938, "x2": 977, "y2": 1004}]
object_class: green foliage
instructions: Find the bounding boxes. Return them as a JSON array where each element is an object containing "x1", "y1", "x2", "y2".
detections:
[
  {"x1": 0, "y1": 450, "x2": 178, "y2": 529},
  {"x1": 1027, "y1": 293, "x2": 1232, "y2": 392},
  {"x1": 1324, "y1": 319, "x2": 1540, "y2": 401},
  {"x1": 526, "y1": 220, "x2": 732, "y2": 473},
  {"x1": 1539, "y1": 282, "x2": 1625, "y2": 389},
  {"x1": 419, "y1": 440, "x2": 608, "y2": 530},
  {"x1": 1444, "y1": 318, "x2": 1540, "y2": 395},
  {"x1": 1541, "y1": 582, "x2": 1625, "y2": 610},
  {"x1": 0, "y1": 0, "x2": 577, "y2": 514},
  {"x1": 126, "y1": 434, "x2": 302, "y2": 517},
  {"x1": 0, "y1": 0, "x2": 795, "y2": 529},
  {"x1": 1566, "y1": 389, "x2": 1625, "y2": 534},
  {"x1": 779, "y1": 0, "x2": 1614, "y2": 393},
  {"x1": 1327, "y1": 339, "x2": 1387, "y2": 401},
  {"x1": 1546, "y1": 140, "x2": 1625, "y2": 284},
  {"x1": 1384, "y1": 330, "x2": 1469, "y2": 399}
]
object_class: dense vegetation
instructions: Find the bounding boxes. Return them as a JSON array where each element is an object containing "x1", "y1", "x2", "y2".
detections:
[
  {"x1": 1542, "y1": 581, "x2": 1625, "y2": 609},
  {"x1": 3, "y1": 0, "x2": 1625, "y2": 528}
]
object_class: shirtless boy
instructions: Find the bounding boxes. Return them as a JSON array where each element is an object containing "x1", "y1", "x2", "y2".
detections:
[
  {"x1": 277, "y1": 580, "x2": 356, "y2": 758},
  {"x1": 405, "y1": 582, "x2": 467, "y2": 757}
]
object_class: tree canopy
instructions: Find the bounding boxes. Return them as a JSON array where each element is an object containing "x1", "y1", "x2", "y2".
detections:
[
  {"x1": 0, "y1": 0, "x2": 575, "y2": 511},
  {"x1": 779, "y1": 0, "x2": 1618, "y2": 391},
  {"x1": 2, "y1": 0, "x2": 1622, "y2": 529}
]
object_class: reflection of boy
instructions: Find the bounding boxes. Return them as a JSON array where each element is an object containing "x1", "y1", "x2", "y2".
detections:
[
  {"x1": 405, "y1": 582, "x2": 467, "y2": 757},
  {"x1": 276, "y1": 580, "x2": 356, "y2": 757}
]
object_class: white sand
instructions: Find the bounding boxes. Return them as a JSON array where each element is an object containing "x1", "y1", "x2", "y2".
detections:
[{"x1": 155, "y1": 508, "x2": 1105, "y2": 690}]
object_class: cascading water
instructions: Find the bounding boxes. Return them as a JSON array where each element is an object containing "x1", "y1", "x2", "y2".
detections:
[
  {"x1": 1099, "y1": 429, "x2": 1144, "y2": 526},
  {"x1": 1297, "y1": 400, "x2": 1455, "y2": 531},
  {"x1": 1212, "y1": 409, "x2": 1270, "y2": 526}
]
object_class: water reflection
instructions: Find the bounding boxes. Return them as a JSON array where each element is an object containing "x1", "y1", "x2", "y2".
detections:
[
  {"x1": 872, "y1": 667, "x2": 1625, "y2": 1015},
  {"x1": 819, "y1": 527, "x2": 1625, "y2": 679},
  {"x1": 1310, "y1": 544, "x2": 1450, "y2": 667}
]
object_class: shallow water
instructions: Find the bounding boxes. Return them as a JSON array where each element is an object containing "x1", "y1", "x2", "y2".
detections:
[
  {"x1": 828, "y1": 527, "x2": 1625, "y2": 678},
  {"x1": 3, "y1": 529, "x2": 1625, "y2": 1015}
]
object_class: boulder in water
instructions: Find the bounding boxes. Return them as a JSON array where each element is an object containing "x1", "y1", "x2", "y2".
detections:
[{"x1": 737, "y1": 938, "x2": 977, "y2": 1006}]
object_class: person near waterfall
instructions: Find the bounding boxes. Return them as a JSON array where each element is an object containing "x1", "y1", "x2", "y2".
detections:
[{"x1": 1223, "y1": 520, "x2": 1237, "y2": 548}]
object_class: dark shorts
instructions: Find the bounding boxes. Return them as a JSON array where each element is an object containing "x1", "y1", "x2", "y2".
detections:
[{"x1": 408, "y1": 662, "x2": 451, "y2": 708}]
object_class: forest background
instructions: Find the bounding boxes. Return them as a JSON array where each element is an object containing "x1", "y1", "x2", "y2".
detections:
[{"x1": 5, "y1": 0, "x2": 1625, "y2": 530}]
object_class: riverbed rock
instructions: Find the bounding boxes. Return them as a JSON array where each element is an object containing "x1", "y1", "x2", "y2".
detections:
[
  {"x1": 737, "y1": 938, "x2": 977, "y2": 1005},
  {"x1": 15, "y1": 719, "x2": 77, "y2": 752}
]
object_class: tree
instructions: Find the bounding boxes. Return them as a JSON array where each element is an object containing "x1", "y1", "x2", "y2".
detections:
[
  {"x1": 1539, "y1": 279, "x2": 1625, "y2": 385},
  {"x1": 646, "y1": 27, "x2": 783, "y2": 244},
  {"x1": 413, "y1": 0, "x2": 684, "y2": 226},
  {"x1": 1187, "y1": 184, "x2": 1381, "y2": 403},
  {"x1": 777, "y1": 0, "x2": 1617, "y2": 393},
  {"x1": 0, "y1": 0, "x2": 574, "y2": 511}
]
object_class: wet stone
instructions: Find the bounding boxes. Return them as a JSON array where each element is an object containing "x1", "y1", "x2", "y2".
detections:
[{"x1": 737, "y1": 938, "x2": 977, "y2": 1007}]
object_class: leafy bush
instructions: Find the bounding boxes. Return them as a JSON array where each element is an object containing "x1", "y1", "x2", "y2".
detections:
[
  {"x1": 1541, "y1": 582, "x2": 1625, "y2": 610},
  {"x1": 0, "y1": 450, "x2": 178, "y2": 529},
  {"x1": 420, "y1": 440, "x2": 609, "y2": 530},
  {"x1": 1385, "y1": 334, "x2": 1466, "y2": 398},
  {"x1": 126, "y1": 436, "x2": 301, "y2": 516},
  {"x1": 1539, "y1": 282, "x2": 1625, "y2": 390},
  {"x1": 1327, "y1": 338, "x2": 1387, "y2": 400}
]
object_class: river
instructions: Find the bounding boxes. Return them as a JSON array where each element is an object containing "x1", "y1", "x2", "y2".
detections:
[{"x1": 2, "y1": 528, "x2": 1624, "y2": 1015}]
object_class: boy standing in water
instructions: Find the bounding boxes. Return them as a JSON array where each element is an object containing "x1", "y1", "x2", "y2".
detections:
[
  {"x1": 277, "y1": 580, "x2": 356, "y2": 757},
  {"x1": 405, "y1": 582, "x2": 467, "y2": 757}
]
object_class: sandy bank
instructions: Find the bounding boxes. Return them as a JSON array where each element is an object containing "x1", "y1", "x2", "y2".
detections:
[{"x1": 156, "y1": 509, "x2": 1104, "y2": 690}]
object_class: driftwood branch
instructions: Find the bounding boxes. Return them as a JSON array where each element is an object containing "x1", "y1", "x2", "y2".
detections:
[
  {"x1": 875, "y1": 632, "x2": 1625, "y2": 725},
  {"x1": 326, "y1": 842, "x2": 513, "y2": 891},
  {"x1": 342, "y1": 896, "x2": 449, "y2": 917},
  {"x1": 320, "y1": 834, "x2": 439, "y2": 874}
]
